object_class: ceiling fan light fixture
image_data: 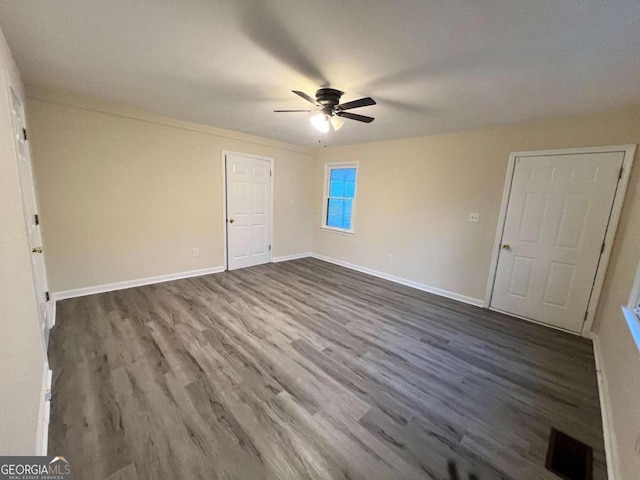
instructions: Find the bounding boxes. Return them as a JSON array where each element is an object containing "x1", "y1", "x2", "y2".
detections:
[
  {"x1": 330, "y1": 115, "x2": 344, "y2": 131},
  {"x1": 278, "y1": 88, "x2": 376, "y2": 133},
  {"x1": 311, "y1": 112, "x2": 330, "y2": 133}
]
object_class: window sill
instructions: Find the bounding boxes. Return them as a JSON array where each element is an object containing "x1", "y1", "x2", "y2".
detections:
[
  {"x1": 622, "y1": 307, "x2": 640, "y2": 353},
  {"x1": 321, "y1": 226, "x2": 354, "y2": 235}
]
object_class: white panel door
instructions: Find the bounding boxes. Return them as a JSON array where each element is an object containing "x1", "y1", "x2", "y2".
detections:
[
  {"x1": 491, "y1": 151, "x2": 623, "y2": 333},
  {"x1": 9, "y1": 87, "x2": 50, "y2": 334},
  {"x1": 226, "y1": 153, "x2": 271, "y2": 271}
]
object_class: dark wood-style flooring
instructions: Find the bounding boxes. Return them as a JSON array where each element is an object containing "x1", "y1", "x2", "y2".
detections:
[{"x1": 49, "y1": 258, "x2": 606, "y2": 479}]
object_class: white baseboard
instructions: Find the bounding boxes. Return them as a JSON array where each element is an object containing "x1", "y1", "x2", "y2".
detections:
[
  {"x1": 47, "y1": 300, "x2": 56, "y2": 329},
  {"x1": 51, "y1": 266, "x2": 225, "y2": 301},
  {"x1": 592, "y1": 334, "x2": 619, "y2": 480},
  {"x1": 36, "y1": 364, "x2": 51, "y2": 456},
  {"x1": 272, "y1": 252, "x2": 312, "y2": 263},
  {"x1": 50, "y1": 254, "x2": 485, "y2": 309},
  {"x1": 309, "y1": 253, "x2": 485, "y2": 307}
]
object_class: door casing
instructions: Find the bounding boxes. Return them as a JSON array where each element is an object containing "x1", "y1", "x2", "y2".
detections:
[
  {"x1": 484, "y1": 144, "x2": 636, "y2": 337},
  {"x1": 221, "y1": 150, "x2": 274, "y2": 270}
]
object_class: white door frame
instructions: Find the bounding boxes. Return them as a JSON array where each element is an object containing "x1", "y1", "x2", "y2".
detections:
[
  {"x1": 221, "y1": 150, "x2": 274, "y2": 270},
  {"x1": 484, "y1": 144, "x2": 636, "y2": 337}
]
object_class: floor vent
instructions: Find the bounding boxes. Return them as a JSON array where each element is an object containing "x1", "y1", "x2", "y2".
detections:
[{"x1": 545, "y1": 428, "x2": 593, "y2": 480}]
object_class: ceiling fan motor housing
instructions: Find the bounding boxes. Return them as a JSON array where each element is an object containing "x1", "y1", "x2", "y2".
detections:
[{"x1": 316, "y1": 88, "x2": 343, "y2": 114}]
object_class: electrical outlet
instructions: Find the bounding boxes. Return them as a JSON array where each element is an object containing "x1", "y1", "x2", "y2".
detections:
[
  {"x1": 635, "y1": 432, "x2": 640, "y2": 456},
  {"x1": 468, "y1": 213, "x2": 480, "y2": 223},
  {"x1": 192, "y1": 248, "x2": 200, "y2": 257},
  {"x1": 387, "y1": 254, "x2": 393, "y2": 262}
]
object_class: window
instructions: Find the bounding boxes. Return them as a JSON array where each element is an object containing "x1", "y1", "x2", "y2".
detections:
[
  {"x1": 322, "y1": 162, "x2": 358, "y2": 232},
  {"x1": 623, "y1": 259, "x2": 640, "y2": 352}
]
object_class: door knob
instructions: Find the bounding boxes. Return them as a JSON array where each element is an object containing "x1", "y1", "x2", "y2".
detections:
[
  {"x1": 501, "y1": 244, "x2": 511, "y2": 251},
  {"x1": 32, "y1": 246, "x2": 43, "y2": 253},
  {"x1": 228, "y1": 218, "x2": 235, "y2": 224}
]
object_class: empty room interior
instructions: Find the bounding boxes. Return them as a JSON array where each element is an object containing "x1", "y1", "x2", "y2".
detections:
[{"x1": 2, "y1": 1, "x2": 640, "y2": 479}]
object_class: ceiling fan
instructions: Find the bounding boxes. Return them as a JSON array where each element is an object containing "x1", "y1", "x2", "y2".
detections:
[{"x1": 274, "y1": 88, "x2": 376, "y2": 132}]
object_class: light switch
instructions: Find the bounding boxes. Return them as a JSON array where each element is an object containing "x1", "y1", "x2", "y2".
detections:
[{"x1": 468, "y1": 213, "x2": 480, "y2": 223}]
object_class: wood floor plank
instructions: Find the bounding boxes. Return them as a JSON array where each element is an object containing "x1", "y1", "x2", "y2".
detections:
[{"x1": 48, "y1": 258, "x2": 607, "y2": 479}]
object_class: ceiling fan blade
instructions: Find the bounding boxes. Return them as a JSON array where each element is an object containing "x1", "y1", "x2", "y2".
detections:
[
  {"x1": 273, "y1": 109, "x2": 315, "y2": 112},
  {"x1": 337, "y1": 97, "x2": 376, "y2": 110},
  {"x1": 292, "y1": 90, "x2": 320, "y2": 106},
  {"x1": 337, "y1": 111, "x2": 375, "y2": 123}
]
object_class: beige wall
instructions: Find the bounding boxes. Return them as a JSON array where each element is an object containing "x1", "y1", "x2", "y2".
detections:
[
  {"x1": 593, "y1": 165, "x2": 640, "y2": 479},
  {"x1": 26, "y1": 90, "x2": 316, "y2": 292},
  {"x1": 313, "y1": 108, "x2": 640, "y2": 301},
  {"x1": 0, "y1": 28, "x2": 46, "y2": 454},
  {"x1": 313, "y1": 107, "x2": 640, "y2": 478}
]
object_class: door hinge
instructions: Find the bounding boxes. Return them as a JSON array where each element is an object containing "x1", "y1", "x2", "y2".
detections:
[
  {"x1": 584, "y1": 310, "x2": 588, "y2": 321},
  {"x1": 22, "y1": 128, "x2": 27, "y2": 141},
  {"x1": 618, "y1": 167, "x2": 623, "y2": 180},
  {"x1": 34, "y1": 214, "x2": 39, "y2": 225},
  {"x1": 600, "y1": 242, "x2": 605, "y2": 254},
  {"x1": 270, "y1": 170, "x2": 272, "y2": 177},
  {"x1": 269, "y1": 244, "x2": 271, "y2": 251},
  {"x1": 45, "y1": 291, "x2": 50, "y2": 302}
]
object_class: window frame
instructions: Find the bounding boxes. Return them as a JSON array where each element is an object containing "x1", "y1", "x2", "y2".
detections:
[{"x1": 321, "y1": 161, "x2": 359, "y2": 234}]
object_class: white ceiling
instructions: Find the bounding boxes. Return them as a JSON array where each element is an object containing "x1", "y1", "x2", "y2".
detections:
[{"x1": 1, "y1": 1, "x2": 640, "y2": 146}]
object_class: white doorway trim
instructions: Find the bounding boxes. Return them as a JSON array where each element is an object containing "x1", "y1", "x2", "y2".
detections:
[
  {"x1": 484, "y1": 144, "x2": 636, "y2": 337},
  {"x1": 221, "y1": 150, "x2": 274, "y2": 271}
]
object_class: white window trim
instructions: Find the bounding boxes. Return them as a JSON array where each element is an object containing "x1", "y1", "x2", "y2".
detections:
[
  {"x1": 321, "y1": 161, "x2": 359, "y2": 234},
  {"x1": 622, "y1": 259, "x2": 640, "y2": 353}
]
